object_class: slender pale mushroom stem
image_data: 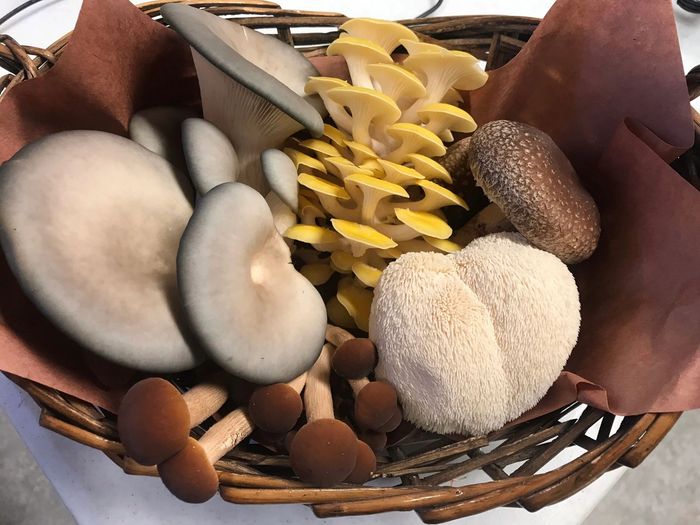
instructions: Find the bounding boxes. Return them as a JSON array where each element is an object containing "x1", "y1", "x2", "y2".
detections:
[
  {"x1": 185, "y1": 376, "x2": 230, "y2": 427},
  {"x1": 348, "y1": 377, "x2": 370, "y2": 396},
  {"x1": 304, "y1": 344, "x2": 335, "y2": 422}
]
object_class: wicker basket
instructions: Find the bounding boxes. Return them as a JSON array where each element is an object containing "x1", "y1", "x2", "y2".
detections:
[{"x1": 1, "y1": 1, "x2": 698, "y2": 521}]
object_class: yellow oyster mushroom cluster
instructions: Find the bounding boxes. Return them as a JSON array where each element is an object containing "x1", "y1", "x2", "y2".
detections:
[{"x1": 284, "y1": 18, "x2": 488, "y2": 331}]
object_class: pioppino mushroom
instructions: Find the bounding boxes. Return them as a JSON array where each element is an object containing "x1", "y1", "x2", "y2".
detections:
[
  {"x1": 248, "y1": 373, "x2": 307, "y2": 434},
  {"x1": 177, "y1": 182, "x2": 327, "y2": 384},
  {"x1": 344, "y1": 440, "x2": 377, "y2": 484},
  {"x1": 289, "y1": 344, "x2": 358, "y2": 486},
  {"x1": 118, "y1": 375, "x2": 229, "y2": 466},
  {"x1": 468, "y1": 120, "x2": 601, "y2": 263},
  {"x1": 0, "y1": 131, "x2": 201, "y2": 372}
]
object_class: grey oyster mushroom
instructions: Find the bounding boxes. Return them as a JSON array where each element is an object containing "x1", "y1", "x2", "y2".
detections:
[
  {"x1": 261, "y1": 148, "x2": 299, "y2": 211},
  {"x1": 0, "y1": 131, "x2": 203, "y2": 372},
  {"x1": 182, "y1": 117, "x2": 239, "y2": 195},
  {"x1": 128, "y1": 105, "x2": 199, "y2": 174},
  {"x1": 468, "y1": 120, "x2": 601, "y2": 264},
  {"x1": 177, "y1": 182, "x2": 327, "y2": 384},
  {"x1": 161, "y1": 3, "x2": 325, "y2": 193}
]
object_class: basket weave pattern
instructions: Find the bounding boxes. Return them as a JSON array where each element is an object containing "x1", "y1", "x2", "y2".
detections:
[{"x1": 1, "y1": 1, "x2": 698, "y2": 521}]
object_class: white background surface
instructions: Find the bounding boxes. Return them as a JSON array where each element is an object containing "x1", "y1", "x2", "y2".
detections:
[{"x1": 0, "y1": 1, "x2": 697, "y2": 524}]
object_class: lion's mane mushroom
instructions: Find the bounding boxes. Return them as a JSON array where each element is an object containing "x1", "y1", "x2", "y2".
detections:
[
  {"x1": 451, "y1": 232, "x2": 581, "y2": 420},
  {"x1": 118, "y1": 375, "x2": 229, "y2": 466},
  {"x1": 161, "y1": 3, "x2": 324, "y2": 192},
  {"x1": 177, "y1": 182, "x2": 326, "y2": 384},
  {"x1": 370, "y1": 251, "x2": 511, "y2": 435},
  {"x1": 370, "y1": 233, "x2": 581, "y2": 435},
  {"x1": 289, "y1": 344, "x2": 359, "y2": 486},
  {"x1": 0, "y1": 131, "x2": 202, "y2": 372},
  {"x1": 469, "y1": 120, "x2": 601, "y2": 264}
]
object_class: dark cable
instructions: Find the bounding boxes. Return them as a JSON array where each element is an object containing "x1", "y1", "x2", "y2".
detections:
[
  {"x1": 677, "y1": 0, "x2": 700, "y2": 13},
  {"x1": 417, "y1": 0, "x2": 444, "y2": 18},
  {"x1": 0, "y1": 0, "x2": 46, "y2": 28}
]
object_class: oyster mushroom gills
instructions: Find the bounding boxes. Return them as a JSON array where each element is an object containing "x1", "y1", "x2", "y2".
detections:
[
  {"x1": 161, "y1": 3, "x2": 325, "y2": 193},
  {"x1": 177, "y1": 182, "x2": 327, "y2": 384},
  {"x1": 370, "y1": 233, "x2": 581, "y2": 435},
  {"x1": 118, "y1": 375, "x2": 229, "y2": 466},
  {"x1": 0, "y1": 130, "x2": 202, "y2": 372},
  {"x1": 285, "y1": 18, "x2": 488, "y2": 332},
  {"x1": 468, "y1": 120, "x2": 601, "y2": 264}
]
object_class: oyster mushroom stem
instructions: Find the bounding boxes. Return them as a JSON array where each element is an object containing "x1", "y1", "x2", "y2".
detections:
[
  {"x1": 326, "y1": 36, "x2": 393, "y2": 89},
  {"x1": 162, "y1": 4, "x2": 324, "y2": 193},
  {"x1": 305, "y1": 77, "x2": 353, "y2": 132},
  {"x1": 118, "y1": 375, "x2": 229, "y2": 466},
  {"x1": 289, "y1": 344, "x2": 359, "y2": 486}
]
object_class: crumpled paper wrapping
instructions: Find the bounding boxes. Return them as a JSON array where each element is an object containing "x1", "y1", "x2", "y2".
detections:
[{"x1": 0, "y1": 0, "x2": 698, "y2": 418}]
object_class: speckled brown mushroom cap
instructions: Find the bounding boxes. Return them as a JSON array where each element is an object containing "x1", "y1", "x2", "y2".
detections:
[
  {"x1": 469, "y1": 120, "x2": 600, "y2": 264},
  {"x1": 157, "y1": 437, "x2": 219, "y2": 503},
  {"x1": 289, "y1": 418, "x2": 358, "y2": 486},
  {"x1": 354, "y1": 381, "x2": 398, "y2": 431},
  {"x1": 344, "y1": 440, "x2": 377, "y2": 484},
  {"x1": 332, "y1": 338, "x2": 378, "y2": 379},
  {"x1": 248, "y1": 383, "x2": 304, "y2": 434},
  {"x1": 118, "y1": 378, "x2": 190, "y2": 466}
]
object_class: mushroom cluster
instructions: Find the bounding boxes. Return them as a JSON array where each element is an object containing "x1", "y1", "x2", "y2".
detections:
[
  {"x1": 370, "y1": 232, "x2": 581, "y2": 435},
  {"x1": 282, "y1": 19, "x2": 488, "y2": 331}
]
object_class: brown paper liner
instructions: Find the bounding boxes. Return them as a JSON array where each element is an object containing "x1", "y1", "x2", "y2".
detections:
[{"x1": 0, "y1": 0, "x2": 698, "y2": 418}]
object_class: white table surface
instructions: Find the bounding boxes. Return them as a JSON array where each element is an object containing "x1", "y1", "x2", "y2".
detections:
[{"x1": 0, "y1": 1, "x2": 696, "y2": 524}]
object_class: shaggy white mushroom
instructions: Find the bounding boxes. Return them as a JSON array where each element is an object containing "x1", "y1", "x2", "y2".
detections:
[
  {"x1": 370, "y1": 252, "x2": 511, "y2": 435},
  {"x1": 451, "y1": 232, "x2": 581, "y2": 421},
  {"x1": 370, "y1": 233, "x2": 581, "y2": 434}
]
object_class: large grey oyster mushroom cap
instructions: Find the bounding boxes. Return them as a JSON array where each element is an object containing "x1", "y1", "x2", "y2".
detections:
[
  {"x1": 0, "y1": 131, "x2": 202, "y2": 372},
  {"x1": 468, "y1": 120, "x2": 601, "y2": 264},
  {"x1": 177, "y1": 182, "x2": 326, "y2": 384},
  {"x1": 161, "y1": 3, "x2": 325, "y2": 193}
]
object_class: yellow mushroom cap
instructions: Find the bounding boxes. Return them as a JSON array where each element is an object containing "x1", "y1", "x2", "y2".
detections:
[
  {"x1": 352, "y1": 262, "x2": 383, "y2": 288},
  {"x1": 340, "y1": 18, "x2": 419, "y2": 54},
  {"x1": 284, "y1": 148, "x2": 326, "y2": 173},
  {"x1": 394, "y1": 208, "x2": 453, "y2": 239},
  {"x1": 399, "y1": 38, "x2": 450, "y2": 56},
  {"x1": 403, "y1": 51, "x2": 485, "y2": 94},
  {"x1": 359, "y1": 158, "x2": 384, "y2": 176},
  {"x1": 323, "y1": 124, "x2": 349, "y2": 149},
  {"x1": 345, "y1": 140, "x2": 378, "y2": 164},
  {"x1": 330, "y1": 250, "x2": 358, "y2": 273},
  {"x1": 406, "y1": 153, "x2": 452, "y2": 183},
  {"x1": 332, "y1": 218, "x2": 398, "y2": 257},
  {"x1": 299, "y1": 139, "x2": 342, "y2": 159},
  {"x1": 284, "y1": 224, "x2": 340, "y2": 245},
  {"x1": 366, "y1": 63, "x2": 426, "y2": 101},
  {"x1": 385, "y1": 123, "x2": 446, "y2": 163},
  {"x1": 345, "y1": 173, "x2": 409, "y2": 223},
  {"x1": 327, "y1": 36, "x2": 393, "y2": 88},
  {"x1": 300, "y1": 263, "x2": 334, "y2": 285},
  {"x1": 409, "y1": 179, "x2": 468, "y2": 211},
  {"x1": 442, "y1": 88, "x2": 464, "y2": 105},
  {"x1": 424, "y1": 236, "x2": 462, "y2": 253},
  {"x1": 327, "y1": 86, "x2": 401, "y2": 146},
  {"x1": 376, "y1": 159, "x2": 424, "y2": 186},
  {"x1": 326, "y1": 295, "x2": 356, "y2": 329},
  {"x1": 337, "y1": 277, "x2": 373, "y2": 332},
  {"x1": 298, "y1": 173, "x2": 351, "y2": 200},
  {"x1": 375, "y1": 246, "x2": 403, "y2": 259},
  {"x1": 323, "y1": 156, "x2": 373, "y2": 180},
  {"x1": 305, "y1": 77, "x2": 353, "y2": 132},
  {"x1": 417, "y1": 103, "x2": 477, "y2": 142},
  {"x1": 305, "y1": 76, "x2": 350, "y2": 96}
]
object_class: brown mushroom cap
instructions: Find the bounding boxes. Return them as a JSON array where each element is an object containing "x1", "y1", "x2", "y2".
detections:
[
  {"x1": 468, "y1": 120, "x2": 600, "y2": 264},
  {"x1": 248, "y1": 383, "x2": 303, "y2": 434},
  {"x1": 375, "y1": 406, "x2": 403, "y2": 433},
  {"x1": 283, "y1": 430, "x2": 298, "y2": 453},
  {"x1": 289, "y1": 419, "x2": 358, "y2": 486},
  {"x1": 118, "y1": 378, "x2": 190, "y2": 466},
  {"x1": 358, "y1": 430, "x2": 387, "y2": 452},
  {"x1": 344, "y1": 440, "x2": 377, "y2": 484},
  {"x1": 332, "y1": 338, "x2": 378, "y2": 379},
  {"x1": 157, "y1": 437, "x2": 219, "y2": 503},
  {"x1": 354, "y1": 381, "x2": 398, "y2": 431}
]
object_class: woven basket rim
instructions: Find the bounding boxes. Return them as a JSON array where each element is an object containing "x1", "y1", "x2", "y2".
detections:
[{"x1": 0, "y1": 1, "x2": 695, "y2": 521}]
